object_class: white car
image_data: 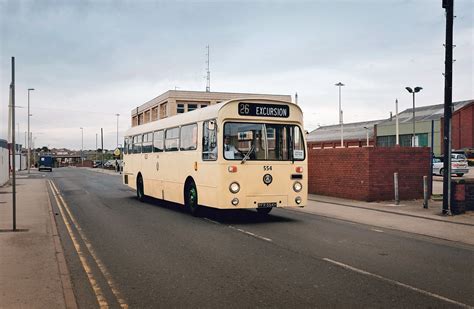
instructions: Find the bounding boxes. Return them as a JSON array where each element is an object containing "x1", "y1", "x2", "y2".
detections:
[{"x1": 432, "y1": 157, "x2": 469, "y2": 177}]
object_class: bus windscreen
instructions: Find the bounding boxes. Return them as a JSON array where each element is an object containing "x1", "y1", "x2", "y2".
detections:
[{"x1": 223, "y1": 122, "x2": 305, "y2": 161}]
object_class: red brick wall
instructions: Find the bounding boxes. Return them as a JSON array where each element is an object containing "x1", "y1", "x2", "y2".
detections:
[
  {"x1": 308, "y1": 147, "x2": 430, "y2": 201},
  {"x1": 441, "y1": 103, "x2": 474, "y2": 152}
]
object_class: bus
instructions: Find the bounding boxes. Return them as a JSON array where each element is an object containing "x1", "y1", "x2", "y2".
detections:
[{"x1": 123, "y1": 98, "x2": 307, "y2": 215}]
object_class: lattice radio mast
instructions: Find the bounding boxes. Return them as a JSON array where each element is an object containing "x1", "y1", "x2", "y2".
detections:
[{"x1": 205, "y1": 45, "x2": 211, "y2": 92}]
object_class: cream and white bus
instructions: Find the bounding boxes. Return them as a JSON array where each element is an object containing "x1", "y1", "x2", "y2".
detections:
[{"x1": 123, "y1": 98, "x2": 307, "y2": 215}]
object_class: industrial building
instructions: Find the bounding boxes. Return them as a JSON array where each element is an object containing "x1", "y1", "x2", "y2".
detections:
[
  {"x1": 131, "y1": 90, "x2": 292, "y2": 127},
  {"x1": 307, "y1": 120, "x2": 383, "y2": 148},
  {"x1": 376, "y1": 100, "x2": 473, "y2": 156}
]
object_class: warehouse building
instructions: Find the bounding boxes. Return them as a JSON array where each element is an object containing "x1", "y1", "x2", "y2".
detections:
[
  {"x1": 376, "y1": 99, "x2": 473, "y2": 156},
  {"x1": 131, "y1": 90, "x2": 292, "y2": 127},
  {"x1": 307, "y1": 120, "x2": 383, "y2": 148}
]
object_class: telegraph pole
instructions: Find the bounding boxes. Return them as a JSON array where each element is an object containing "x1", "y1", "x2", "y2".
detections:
[
  {"x1": 11, "y1": 57, "x2": 17, "y2": 231},
  {"x1": 442, "y1": 0, "x2": 454, "y2": 215}
]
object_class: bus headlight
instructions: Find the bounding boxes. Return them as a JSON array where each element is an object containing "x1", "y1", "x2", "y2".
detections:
[
  {"x1": 229, "y1": 182, "x2": 240, "y2": 194},
  {"x1": 293, "y1": 181, "x2": 302, "y2": 192},
  {"x1": 231, "y1": 198, "x2": 239, "y2": 206},
  {"x1": 295, "y1": 196, "x2": 302, "y2": 205}
]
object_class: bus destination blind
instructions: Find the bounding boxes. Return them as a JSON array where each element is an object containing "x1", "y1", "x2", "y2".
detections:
[{"x1": 238, "y1": 103, "x2": 290, "y2": 118}]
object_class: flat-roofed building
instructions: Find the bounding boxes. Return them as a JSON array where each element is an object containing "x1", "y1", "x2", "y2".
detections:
[{"x1": 131, "y1": 90, "x2": 292, "y2": 127}]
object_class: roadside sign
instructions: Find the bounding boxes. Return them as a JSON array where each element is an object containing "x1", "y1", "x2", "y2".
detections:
[{"x1": 114, "y1": 148, "x2": 121, "y2": 157}]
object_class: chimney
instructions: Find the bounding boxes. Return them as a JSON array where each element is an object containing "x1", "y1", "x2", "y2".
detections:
[{"x1": 390, "y1": 112, "x2": 393, "y2": 121}]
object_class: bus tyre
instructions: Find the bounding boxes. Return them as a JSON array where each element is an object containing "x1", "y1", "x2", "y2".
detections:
[
  {"x1": 257, "y1": 207, "x2": 272, "y2": 215},
  {"x1": 185, "y1": 181, "x2": 199, "y2": 216},
  {"x1": 137, "y1": 174, "x2": 145, "y2": 202}
]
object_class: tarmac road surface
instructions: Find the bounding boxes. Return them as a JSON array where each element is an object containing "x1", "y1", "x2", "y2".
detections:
[{"x1": 47, "y1": 168, "x2": 473, "y2": 308}]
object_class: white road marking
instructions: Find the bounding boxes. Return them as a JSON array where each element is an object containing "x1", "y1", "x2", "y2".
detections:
[
  {"x1": 323, "y1": 258, "x2": 471, "y2": 308},
  {"x1": 50, "y1": 180, "x2": 129, "y2": 309},
  {"x1": 229, "y1": 226, "x2": 273, "y2": 242},
  {"x1": 48, "y1": 180, "x2": 109, "y2": 308},
  {"x1": 203, "y1": 218, "x2": 221, "y2": 225},
  {"x1": 371, "y1": 229, "x2": 384, "y2": 233}
]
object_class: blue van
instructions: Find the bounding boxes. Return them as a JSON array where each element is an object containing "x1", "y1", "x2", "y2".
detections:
[{"x1": 38, "y1": 156, "x2": 53, "y2": 172}]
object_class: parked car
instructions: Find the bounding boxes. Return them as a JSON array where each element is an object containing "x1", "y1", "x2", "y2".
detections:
[
  {"x1": 92, "y1": 161, "x2": 102, "y2": 168},
  {"x1": 432, "y1": 156, "x2": 469, "y2": 177}
]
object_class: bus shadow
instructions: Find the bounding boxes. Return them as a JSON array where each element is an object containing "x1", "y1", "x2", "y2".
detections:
[
  {"x1": 136, "y1": 196, "x2": 297, "y2": 224},
  {"x1": 203, "y1": 208, "x2": 297, "y2": 225}
]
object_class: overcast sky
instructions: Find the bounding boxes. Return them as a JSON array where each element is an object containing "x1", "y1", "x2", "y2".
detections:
[{"x1": 1, "y1": 0, "x2": 472, "y2": 150}]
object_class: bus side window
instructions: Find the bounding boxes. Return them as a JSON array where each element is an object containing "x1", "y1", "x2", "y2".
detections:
[
  {"x1": 165, "y1": 127, "x2": 180, "y2": 151},
  {"x1": 153, "y1": 130, "x2": 164, "y2": 152},
  {"x1": 180, "y1": 124, "x2": 197, "y2": 151},
  {"x1": 123, "y1": 137, "x2": 128, "y2": 155},
  {"x1": 127, "y1": 137, "x2": 133, "y2": 154},
  {"x1": 202, "y1": 120, "x2": 217, "y2": 161},
  {"x1": 133, "y1": 135, "x2": 142, "y2": 154},
  {"x1": 143, "y1": 132, "x2": 153, "y2": 153}
]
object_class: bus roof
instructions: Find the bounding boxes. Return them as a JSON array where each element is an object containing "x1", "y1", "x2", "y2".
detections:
[{"x1": 125, "y1": 98, "x2": 302, "y2": 137}]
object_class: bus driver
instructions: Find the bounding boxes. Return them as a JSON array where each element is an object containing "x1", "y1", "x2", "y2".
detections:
[{"x1": 212, "y1": 135, "x2": 241, "y2": 159}]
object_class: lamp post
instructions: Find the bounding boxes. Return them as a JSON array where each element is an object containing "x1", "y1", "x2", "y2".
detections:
[
  {"x1": 80, "y1": 127, "x2": 84, "y2": 166},
  {"x1": 116, "y1": 113, "x2": 120, "y2": 149},
  {"x1": 335, "y1": 82, "x2": 345, "y2": 147},
  {"x1": 27, "y1": 88, "x2": 34, "y2": 173},
  {"x1": 405, "y1": 86, "x2": 423, "y2": 146},
  {"x1": 363, "y1": 126, "x2": 370, "y2": 146}
]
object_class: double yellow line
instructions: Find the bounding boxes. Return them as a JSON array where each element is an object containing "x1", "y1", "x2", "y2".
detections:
[{"x1": 48, "y1": 180, "x2": 129, "y2": 309}]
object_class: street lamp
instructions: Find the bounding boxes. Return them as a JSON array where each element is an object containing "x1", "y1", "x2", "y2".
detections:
[
  {"x1": 27, "y1": 88, "x2": 34, "y2": 173},
  {"x1": 80, "y1": 127, "x2": 84, "y2": 166},
  {"x1": 363, "y1": 126, "x2": 370, "y2": 146},
  {"x1": 116, "y1": 113, "x2": 120, "y2": 149},
  {"x1": 405, "y1": 86, "x2": 423, "y2": 146},
  {"x1": 335, "y1": 82, "x2": 345, "y2": 147}
]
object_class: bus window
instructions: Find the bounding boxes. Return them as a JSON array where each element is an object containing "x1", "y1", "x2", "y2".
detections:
[
  {"x1": 202, "y1": 120, "x2": 217, "y2": 160},
  {"x1": 127, "y1": 137, "x2": 133, "y2": 154},
  {"x1": 292, "y1": 126, "x2": 305, "y2": 159},
  {"x1": 123, "y1": 137, "x2": 128, "y2": 154},
  {"x1": 143, "y1": 132, "x2": 153, "y2": 153},
  {"x1": 224, "y1": 122, "x2": 305, "y2": 161},
  {"x1": 180, "y1": 124, "x2": 197, "y2": 151},
  {"x1": 165, "y1": 127, "x2": 180, "y2": 151},
  {"x1": 153, "y1": 130, "x2": 164, "y2": 152},
  {"x1": 133, "y1": 135, "x2": 142, "y2": 154}
]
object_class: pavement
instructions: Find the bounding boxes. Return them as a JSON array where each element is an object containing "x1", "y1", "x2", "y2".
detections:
[
  {"x1": 0, "y1": 167, "x2": 473, "y2": 308},
  {"x1": 0, "y1": 172, "x2": 77, "y2": 309}
]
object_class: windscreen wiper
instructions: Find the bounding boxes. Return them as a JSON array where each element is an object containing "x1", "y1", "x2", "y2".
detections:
[{"x1": 241, "y1": 144, "x2": 255, "y2": 164}]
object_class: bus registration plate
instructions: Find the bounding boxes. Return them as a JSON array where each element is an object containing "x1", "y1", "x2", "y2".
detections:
[{"x1": 257, "y1": 202, "x2": 277, "y2": 208}]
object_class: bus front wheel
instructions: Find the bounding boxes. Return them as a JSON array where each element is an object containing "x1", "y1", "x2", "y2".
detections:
[
  {"x1": 185, "y1": 181, "x2": 199, "y2": 216},
  {"x1": 137, "y1": 174, "x2": 145, "y2": 202},
  {"x1": 257, "y1": 207, "x2": 272, "y2": 215}
]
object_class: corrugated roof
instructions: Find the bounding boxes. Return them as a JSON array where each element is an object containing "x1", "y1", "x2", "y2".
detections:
[
  {"x1": 378, "y1": 99, "x2": 473, "y2": 125},
  {"x1": 307, "y1": 99, "x2": 473, "y2": 142},
  {"x1": 307, "y1": 119, "x2": 383, "y2": 142}
]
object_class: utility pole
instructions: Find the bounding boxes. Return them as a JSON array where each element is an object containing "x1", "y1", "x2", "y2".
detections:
[
  {"x1": 442, "y1": 0, "x2": 454, "y2": 215},
  {"x1": 80, "y1": 127, "x2": 84, "y2": 166},
  {"x1": 27, "y1": 88, "x2": 34, "y2": 173},
  {"x1": 11, "y1": 57, "x2": 17, "y2": 231},
  {"x1": 116, "y1": 113, "x2": 120, "y2": 149},
  {"x1": 335, "y1": 82, "x2": 345, "y2": 147},
  {"x1": 101, "y1": 128, "x2": 104, "y2": 169},
  {"x1": 205, "y1": 45, "x2": 211, "y2": 92},
  {"x1": 96, "y1": 133, "x2": 98, "y2": 161},
  {"x1": 395, "y1": 99, "x2": 400, "y2": 145}
]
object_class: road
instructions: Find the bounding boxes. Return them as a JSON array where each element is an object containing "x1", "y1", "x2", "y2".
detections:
[{"x1": 47, "y1": 168, "x2": 473, "y2": 308}]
